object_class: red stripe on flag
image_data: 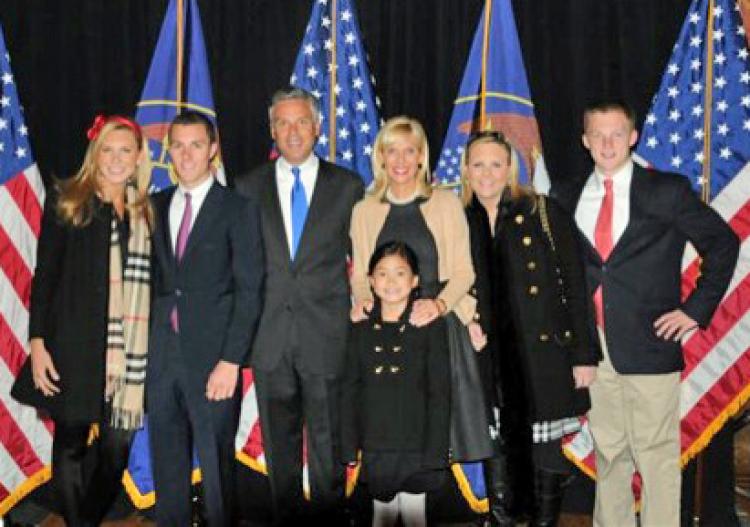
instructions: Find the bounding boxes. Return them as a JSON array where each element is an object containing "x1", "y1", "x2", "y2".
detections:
[
  {"x1": 682, "y1": 199, "x2": 750, "y2": 300},
  {"x1": 0, "y1": 479, "x2": 10, "y2": 507},
  {"x1": 0, "y1": 398, "x2": 44, "y2": 478},
  {"x1": 0, "y1": 314, "x2": 28, "y2": 377},
  {"x1": 681, "y1": 274, "x2": 750, "y2": 377},
  {"x1": 245, "y1": 419, "x2": 264, "y2": 459},
  {"x1": 0, "y1": 224, "x2": 33, "y2": 308},
  {"x1": 4, "y1": 171, "x2": 42, "y2": 237}
]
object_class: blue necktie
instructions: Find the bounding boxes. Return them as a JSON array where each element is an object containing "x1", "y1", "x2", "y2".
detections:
[{"x1": 290, "y1": 166, "x2": 308, "y2": 259}]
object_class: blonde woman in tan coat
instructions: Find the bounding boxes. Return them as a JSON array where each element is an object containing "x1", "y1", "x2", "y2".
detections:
[{"x1": 349, "y1": 116, "x2": 494, "y2": 498}]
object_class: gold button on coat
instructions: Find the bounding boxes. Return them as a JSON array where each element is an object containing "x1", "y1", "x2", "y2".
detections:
[
  {"x1": 515, "y1": 214, "x2": 524, "y2": 224},
  {"x1": 529, "y1": 285, "x2": 539, "y2": 295},
  {"x1": 374, "y1": 365, "x2": 384, "y2": 374},
  {"x1": 539, "y1": 333, "x2": 549, "y2": 342},
  {"x1": 527, "y1": 261, "x2": 536, "y2": 270},
  {"x1": 523, "y1": 236, "x2": 532, "y2": 246},
  {"x1": 390, "y1": 366, "x2": 400, "y2": 374}
]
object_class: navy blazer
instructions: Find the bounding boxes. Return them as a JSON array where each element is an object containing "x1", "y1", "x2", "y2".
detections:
[
  {"x1": 554, "y1": 165, "x2": 739, "y2": 374},
  {"x1": 148, "y1": 182, "x2": 264, "y2": 386}
]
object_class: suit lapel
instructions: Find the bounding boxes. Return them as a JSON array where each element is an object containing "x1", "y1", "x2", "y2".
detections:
[
  {"x1": 567, "y1": 180, "x2": 602, "y2": 265},
  {"x1": 180, "y1": 182, "x2": 222, "y2": 264},
  {"x1": 261, "y1": 165, "x2": 292, "y2": 266},
  {"x1": 608, "y1": 167, "x2": 647, "y2": 264},
  {"x1": 157, "y1": 187, "x2": 177, "y2": 266}
]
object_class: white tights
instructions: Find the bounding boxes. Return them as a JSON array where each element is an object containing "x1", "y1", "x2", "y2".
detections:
[{"x1": 372, "y1": 492, "x2": 426, "y2": 527}]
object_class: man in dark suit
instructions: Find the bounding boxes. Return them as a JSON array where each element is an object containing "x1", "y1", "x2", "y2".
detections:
[
  {"x1": 148, "y1": 111, "x2": 263, "y2": 526},
  {"x1": 234, "y1": 87, "x2": 364, "y2": 523},
  {"x1": 555, "y1": 100, "x2": 739, "y2": 526}
]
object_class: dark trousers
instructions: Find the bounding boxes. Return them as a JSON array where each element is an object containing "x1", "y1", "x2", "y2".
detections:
[
  {"x1": 52, "y1": 415, "x2": 133, "y2": 526},
  {"x1": 147, "y1": 336, "x2": 240, "y2": 527},
  {"x1": 255, "y1": 353, "x2": 345, "y2": 523}
]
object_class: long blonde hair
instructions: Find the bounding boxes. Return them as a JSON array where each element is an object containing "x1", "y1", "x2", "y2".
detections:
[
  {"x1": 459, "y1": 131, "x2": 534, "y2": 207},
  {"x1": 370, "y1": 116, "x2": 432, "y2": 200},
  {"x1": 57, "y1": 117, "x2": 153, "y2": 227}
]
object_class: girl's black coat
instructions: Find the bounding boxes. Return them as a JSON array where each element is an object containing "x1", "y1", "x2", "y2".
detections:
[{"x1": 340, "y1": 310, "x2": 450, "y2": 468}]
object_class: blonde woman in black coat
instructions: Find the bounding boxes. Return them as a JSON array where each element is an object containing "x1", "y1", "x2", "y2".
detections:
[
  {"x1": 462, "y1": 131, "x2": 599, "y2": 527},
  {"x1": 12, "y1": 115, "x2": 152, "y2": 526}
]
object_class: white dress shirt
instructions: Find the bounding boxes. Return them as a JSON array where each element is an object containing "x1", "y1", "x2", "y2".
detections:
[
  {"x1": 275, "y1": 154, "x2": 319, "y2": 254},
  {"x1": 169, "y1": 176, "x2": 215, "y2": 252},
  {"x1": 574, "y1": 159, "x2": 633, "y2": 248}
]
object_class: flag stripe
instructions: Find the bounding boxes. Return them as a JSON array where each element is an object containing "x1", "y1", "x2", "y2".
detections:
[
  {"x1": 0, "y1": 398, "x2": 43, "y2": 479},
  {"x1": 4, "y1": 168, "x2": 42, "y2": 237},
  {"x1": 681, "y1": 294, "x2": 750, "y2": 414},
  {"x1": 0, "y1": 311, "x2": 28, "y2": 377},
  {"x1": 0, "y1": 224, "x2": 33, "y2": 309},
  {"x1": 0, "y1": 187, "x2": 37, "y2": 273},
  {"x1": 682, "y1": 239, "x2": 750, "y2": 379}
]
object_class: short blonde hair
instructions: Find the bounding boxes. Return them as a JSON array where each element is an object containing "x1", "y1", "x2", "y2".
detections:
[
  {"x1": 459, "y1": 131, "x2": 533, "y2": 207},
  {"x1": 370, "y1": 116, "x2": 432, "y2": 200},
  {"x1": 57, "y1": 118, "x2": 153, "y2": 227}
]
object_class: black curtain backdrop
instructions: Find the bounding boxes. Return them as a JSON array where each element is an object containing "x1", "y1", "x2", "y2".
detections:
[{"x1": 2, "y1": 0, "x2": 690, "y2": 187}]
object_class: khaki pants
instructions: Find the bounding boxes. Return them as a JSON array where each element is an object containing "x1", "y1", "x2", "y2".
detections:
[{"x1": 588, "y1": 334, "x2": 681, "y2": 527}]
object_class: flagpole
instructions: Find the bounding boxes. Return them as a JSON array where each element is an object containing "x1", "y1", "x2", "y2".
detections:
[
  {"x1": 700, "y1": 0, "x2": 715, "y2": 204},
  {"x1": 328, "y1": 0, "x2": 338, "y2": 162},
  {"x1": 693, "y1": 5, "x2": 715, "y2": 522},
  {"x1": 479, "y1": 0, "x2": 493, "y2": 129},
  {"x1": 176, "y1": 0, "x2": 185, "y2": 113}
]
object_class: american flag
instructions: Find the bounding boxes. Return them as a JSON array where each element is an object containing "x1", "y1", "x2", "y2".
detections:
[
  {"x1": 236, "y1": 0, "x2": 379, "y2": 496},
  {"x1": 564, "y1": 0, "x2": 750, "y2": 478},
  {"x1": 287, "y1": 0, "x2": 380, "y2": 186},
  {"x1": 0, "y1": 25, "x2": 51, "y2": 515}
]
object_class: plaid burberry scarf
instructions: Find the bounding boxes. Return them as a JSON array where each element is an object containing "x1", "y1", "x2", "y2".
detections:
[{"x1": 105, "y1": 184, "x2": 150, "y2": 430}]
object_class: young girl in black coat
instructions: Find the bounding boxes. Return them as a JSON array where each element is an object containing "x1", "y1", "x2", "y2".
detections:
[{"x1": 341, "y1": 241, "x2": 450, "y2": 527}]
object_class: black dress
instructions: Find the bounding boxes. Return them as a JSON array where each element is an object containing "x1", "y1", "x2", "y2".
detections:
[{"x1": 376, "y1": 197, "x2": 440, "y2": 298}]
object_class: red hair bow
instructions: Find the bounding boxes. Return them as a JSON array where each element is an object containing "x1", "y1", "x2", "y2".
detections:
[
  {"x1": 86, "y1": 114, "x2": 143, "y2": 143},
  {"x1": 86, "y1": 114, "x2": 108, "y2": 141}
]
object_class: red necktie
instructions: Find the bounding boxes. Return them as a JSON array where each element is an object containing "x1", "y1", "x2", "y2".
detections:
[
  {"x1": 171, "y1": 193, "x2": 192, "y2": 332},
  {"x1": 593, "y1": 178, "x2": 613, "y2": 330}
]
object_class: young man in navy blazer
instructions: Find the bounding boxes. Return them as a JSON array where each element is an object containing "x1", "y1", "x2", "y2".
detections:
[
  {"x1": 148, "y1": 111, "x2": 263, "y2": 526},
  {"x1": 555, "y1": 101, "x2": 739, "y2": 526}
]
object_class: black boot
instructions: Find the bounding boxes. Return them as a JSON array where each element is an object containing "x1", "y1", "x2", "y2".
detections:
[
  {"x1": 530, "y1": 469, "x2": 563, "y2": 527},
  {"x1": 483, "y1": 452, "x2": 514, "y2": 526}
]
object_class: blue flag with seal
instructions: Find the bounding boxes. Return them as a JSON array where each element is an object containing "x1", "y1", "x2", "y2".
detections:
[
  {"x1": 289, "y1": 0, "x2": 380, "y2": 185},
  {"x1": 435, "y1": 0, "x2": 547, "y2": 514},
  {"x1": 436, "y1": 0, "x2": 548, "y2": 195},
  {"x1": 135, "y1": 0, "x2": 224, "y2": 192},
  {"x1": 124, "y1": 0, "x2": 218, "y2": 508}
]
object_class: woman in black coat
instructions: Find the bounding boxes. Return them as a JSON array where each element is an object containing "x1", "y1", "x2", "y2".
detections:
[
  {"x1": 12, "y1": 115, "x2": 153, "y2": 526},
  {"x1": 462, "y1": 131, "x2": 600, "y2": 527}
]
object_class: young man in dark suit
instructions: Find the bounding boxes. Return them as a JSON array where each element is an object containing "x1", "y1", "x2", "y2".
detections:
[
  {"x1": 555, "y1": 101, "x2": 739, "y2": 526},
  {"x1": 234, "y1": 87, "x2": 364, "y2": 524},
  {"x1": 148, "y1": 111, "x2": 264, "y2": 526}
]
